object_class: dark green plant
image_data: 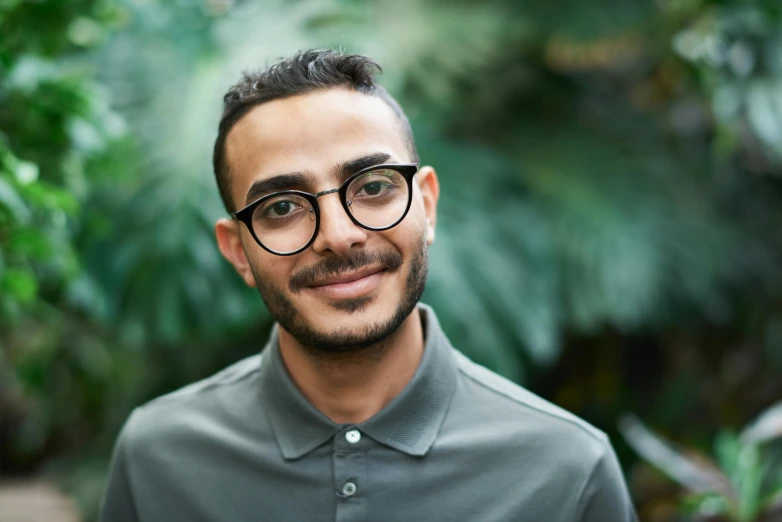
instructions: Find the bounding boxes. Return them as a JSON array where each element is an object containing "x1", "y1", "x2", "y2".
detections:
[
  {"x1": 0, "y1": 0, "x2": 129, "y2": 306},
  {"x1": 620, "y1": 403, "x2": 782, "y2": 521},
  {"x1": 0, "y1": 0, "x2": 128, "y2": 471}
]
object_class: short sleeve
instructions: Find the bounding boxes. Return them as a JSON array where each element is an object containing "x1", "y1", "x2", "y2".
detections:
[
  {"x1": 575, "y1": 437, "x2": 638, "y2": 522},
  {"x1": 100, "y1": 412, "x2": 141, "y2": 522}
]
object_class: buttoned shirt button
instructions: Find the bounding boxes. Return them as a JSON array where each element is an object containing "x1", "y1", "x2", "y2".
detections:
[
  {"x1": 345, "y1": 429, "x2": 361, "y2": 444},
  {"x1": 341, "y1": 482, "x2": 357, "y2": 497}
]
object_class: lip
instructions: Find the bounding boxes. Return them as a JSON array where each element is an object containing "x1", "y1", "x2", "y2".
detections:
[
  {"x1": 306, "y1": 267, "x2": 387, "y2": 299},
  {"x1": 310, "y1": 266, "x2": 386, "y2": 287}
]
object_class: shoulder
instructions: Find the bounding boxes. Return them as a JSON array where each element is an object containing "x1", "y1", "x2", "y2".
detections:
[
  {"x1": 120, "y1": 353, "x2": 263, "y2": 451},
  {"x1": 446, "y1": 351, "x2": 633, "y2": 519},
  {"x1": 451, "y1": 349, "x2": 610, "y2": 463},
  {"x1": 144, "y1": 353, "x2": 261, "y2": 407}
]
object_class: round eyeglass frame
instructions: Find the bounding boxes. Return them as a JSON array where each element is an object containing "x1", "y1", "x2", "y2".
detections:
[{"x1": 233, "y1": 163, "x2": 419, "y2": 256}]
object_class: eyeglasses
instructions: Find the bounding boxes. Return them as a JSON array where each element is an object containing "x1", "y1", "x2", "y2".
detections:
[{"x1": 233, "y1": 163, "x2": 419, "y2": 256}]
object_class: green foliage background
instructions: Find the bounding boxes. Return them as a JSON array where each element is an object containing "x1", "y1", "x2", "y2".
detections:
[{"x1": 2, "y1": 0, "x2": 782, "y2": 520}]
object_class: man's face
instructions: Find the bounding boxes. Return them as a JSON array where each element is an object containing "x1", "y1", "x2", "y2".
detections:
[{"x1": 216, "y1": 88, "x2": 439, "y2": 352}]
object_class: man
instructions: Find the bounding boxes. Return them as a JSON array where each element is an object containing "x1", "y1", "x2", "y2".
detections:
[{"x1": 100, "y1": 49, "x2": 637, "y2": 521}]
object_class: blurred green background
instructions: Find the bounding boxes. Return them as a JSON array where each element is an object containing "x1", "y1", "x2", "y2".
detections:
[{"x1": 2, "y1": 0, "x2": 782, "y2": 520}]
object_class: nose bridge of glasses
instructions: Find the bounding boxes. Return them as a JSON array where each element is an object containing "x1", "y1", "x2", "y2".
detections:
[
  {"x1": 313, "y1": 186, "x2": 353, "y2": 222},
  {"x1": 314, "y1": 187, "x2": 340, "y2": 199},
  {"x1": 310, "y1": 184, "x2": 365, "y2": 253},
  {"x1": 312, "y1": 186, "x2": 354, "y2": 219}
]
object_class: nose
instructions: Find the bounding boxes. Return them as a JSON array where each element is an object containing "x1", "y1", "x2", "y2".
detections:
[{"x1": 310, "y1": 193, "x2": 367, "y2": 257}]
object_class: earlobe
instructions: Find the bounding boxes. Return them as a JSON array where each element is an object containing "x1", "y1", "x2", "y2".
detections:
[
  {"x1": 426, "y1": 218, "x2": 435, "y2": 244},
  {"x1": 215, "y1": 218, "x2": 258, "y2": 288},
  {"x1": 416, "y1": 166, "x2": 440, "y2": 245}
]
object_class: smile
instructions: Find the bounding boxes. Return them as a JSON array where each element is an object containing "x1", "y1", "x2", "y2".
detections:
[{"x1": 306, "y1": 268, "x2": 387, "y2": 300}]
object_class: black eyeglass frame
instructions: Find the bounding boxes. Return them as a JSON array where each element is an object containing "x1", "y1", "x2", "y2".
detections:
[{"x1": 233, "y1": 163, "x2": 419, "y2": 256}]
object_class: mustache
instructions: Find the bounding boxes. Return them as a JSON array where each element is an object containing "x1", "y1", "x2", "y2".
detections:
[{"x1": 288, "y1": 250, "x2": 403, "y2": 293}]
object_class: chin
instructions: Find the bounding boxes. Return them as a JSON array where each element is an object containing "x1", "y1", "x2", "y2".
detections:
[{"x1": 288, "y1": 295, "x2": 407, "y2": 353}]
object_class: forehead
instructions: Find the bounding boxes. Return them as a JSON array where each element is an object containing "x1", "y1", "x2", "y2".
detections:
[{"x1": 224, "y1": 88, "x2": 410, "y2": 202}]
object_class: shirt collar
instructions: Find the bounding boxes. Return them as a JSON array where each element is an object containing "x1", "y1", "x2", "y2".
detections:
[{"x1": 258, "y1": 303, "x2": 458, "y2": 460}]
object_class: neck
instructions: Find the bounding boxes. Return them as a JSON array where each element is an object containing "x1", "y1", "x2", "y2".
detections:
[{"x1": 277, "y1": 309, "x2": 425, "y2": 425}]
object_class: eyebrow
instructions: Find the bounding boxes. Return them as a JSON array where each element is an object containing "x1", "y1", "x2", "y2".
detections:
[
  {"x1": 337, "y1": 152, "x2": 392, "y2": 180},
  {"x1": 242, "y1": 152, "x2": 393, "y2": 207},
  {"x1": 243, "y1": 172, "x2": 316, "y2": 206}
]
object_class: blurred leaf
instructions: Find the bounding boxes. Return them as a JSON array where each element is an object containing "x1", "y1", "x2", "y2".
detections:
[
  {"x1": 746, "y1": 79, "x2": 782, "y2": 159},
  {"x1": 715, "y1": 432, "x2": 743, "y2": 486},
  {"x1": 736, "y1": 445, "x2": 763, "y2": 521},
  {"x1": 619, "y1": 413, "x2": 732, "y2": 494},
  {"x1": 741, "y1": 402, "x2": 782, "y2": 445},
  {"x1": 0, "y1": 268, "x2": 38, "y2": 302},
  {"x1": 0, "y1": 176, "x2": 30, "y2": 222},
  {"x1": 18, "y1": 181, "x2": 79, "y2": 214},
  {"x1": 715, "y1": 432, "x2": 763, "y2": 520},
  {"x1": 681, "y1": 492, "x2": 732, "y2": 519},
  {"x1": 6, "y1": 228, "x2": 52, "y2": 260}
]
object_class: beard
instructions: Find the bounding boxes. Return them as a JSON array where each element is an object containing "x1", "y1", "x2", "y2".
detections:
[{"x1": 250, "y1": 236, "x2": 428, "y2": 355}]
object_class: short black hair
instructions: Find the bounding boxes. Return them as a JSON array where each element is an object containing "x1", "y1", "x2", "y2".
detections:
[{"x1": 213, "y1": 49, "x2": 419, "y2": 213}]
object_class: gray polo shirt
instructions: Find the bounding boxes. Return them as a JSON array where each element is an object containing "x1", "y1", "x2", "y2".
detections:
[{"x1": 101, "y1": 304, "x2": 637, "y2": 521}]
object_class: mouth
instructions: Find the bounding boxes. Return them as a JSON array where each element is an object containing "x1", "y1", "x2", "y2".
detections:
[{"x1": 306, "y1": 267, "x2": 388, "y2": 300}]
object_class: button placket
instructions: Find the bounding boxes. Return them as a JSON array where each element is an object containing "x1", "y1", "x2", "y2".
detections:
[{"x1": 333, "y1": 430, "x2": 368, "y2": 522}]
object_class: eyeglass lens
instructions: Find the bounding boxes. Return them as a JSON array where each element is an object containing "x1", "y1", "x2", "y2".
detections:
[{"x1": 250, "y1": 167, "x2": 410, "y2": 254}]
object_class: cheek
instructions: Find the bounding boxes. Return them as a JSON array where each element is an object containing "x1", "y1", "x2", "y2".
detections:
[
  {"x1": 383, "y1": 214, "x2": 427, "y2": 258},
  {"x1": 406, "y1": 198, "x2": 429, "y2": 235},
  {"x1": 407, "y1": 193, "x2": 430, "y2": 228},
  {"x1": 245, "y1": 247, "x2": 293, "y2": 286}
]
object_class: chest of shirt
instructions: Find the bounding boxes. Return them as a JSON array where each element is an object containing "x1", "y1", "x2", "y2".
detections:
[{"x1": 129, "y1": 426, "x2": 582, "y2": 522}]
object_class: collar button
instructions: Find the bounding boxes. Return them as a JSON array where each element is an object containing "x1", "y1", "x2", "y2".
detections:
[{"x1": 345, "y1": 429, "x2": 361, "y2": 444}]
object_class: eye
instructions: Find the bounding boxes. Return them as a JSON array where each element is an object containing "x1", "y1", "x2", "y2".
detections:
[
  {"x1": 351, "y1": 170, "x2": 400, "y2": 199},
  {"x1": 262, "y1": 198, "x2": 304, "y2": 218},
  {"x1": 358, "y1": 181, "x2": 389, "y2": 197}
]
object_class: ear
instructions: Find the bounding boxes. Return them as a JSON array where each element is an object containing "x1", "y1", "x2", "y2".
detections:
[
  {"x1": 416, "y1": 166, "x2": 440, "y2": 245},
  {"x1": 215, "y1": 218, "x2": 257, "y2": 288}
]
